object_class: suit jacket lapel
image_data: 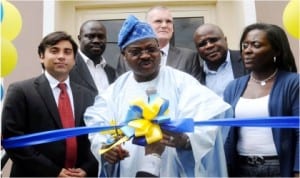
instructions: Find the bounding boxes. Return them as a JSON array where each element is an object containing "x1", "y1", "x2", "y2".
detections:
[
  {"x1": 229, "y1": 50, "x2": 246, "y2": 78},
  {"x1": 74, "y1": 54, "x2": 98, "y2": 91},
  {"x1": 70, "y1": 82, "x2": 84, "y2": 126},
  {"x1": 166, "y1": 46, "x2": 181, "y2": 68},
  {"x1": 104, "y1": 65, "x2": 116, "y2": 84},
  {"x1": 35, "y1": 74, "x2": 62, "y2": 128}
]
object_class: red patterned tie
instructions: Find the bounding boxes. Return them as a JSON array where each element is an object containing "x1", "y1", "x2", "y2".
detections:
[{"x1": 57, "y1": 83, "x2": 77, "y2": 168}]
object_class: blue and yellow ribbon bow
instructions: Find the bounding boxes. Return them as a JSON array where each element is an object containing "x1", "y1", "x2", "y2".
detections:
[
  {"x1": 3, "y1": 93, "x2": 297, "y2": 151},
  {"x1": 99, "y1": 95, "x2": 193, "y2": 154},
  {"x1": 120, "y1": 96, "x2": 171, "y2": 145}
]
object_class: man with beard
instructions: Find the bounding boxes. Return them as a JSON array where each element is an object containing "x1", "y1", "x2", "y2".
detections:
[{"x1": 70, "y1": 20, "x2": 117, "y2": 96}]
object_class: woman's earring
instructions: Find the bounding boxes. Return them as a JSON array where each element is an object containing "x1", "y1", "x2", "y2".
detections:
[{"x1": 273, "y1": 56, "x2": 277, "y2": 63}]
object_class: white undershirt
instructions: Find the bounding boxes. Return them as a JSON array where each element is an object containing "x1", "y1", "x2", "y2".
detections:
[{"x1": 235, "y1": 95, "x2": 278, "y2": 156}]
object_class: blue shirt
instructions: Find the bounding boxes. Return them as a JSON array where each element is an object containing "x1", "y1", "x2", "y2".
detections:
[{"x1": 204, "y1": 51, "x2": 234, "y2": 97}]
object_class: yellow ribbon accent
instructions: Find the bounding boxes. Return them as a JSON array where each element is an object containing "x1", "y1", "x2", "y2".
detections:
[
  {"x1": 99, "y1": 120, "x2": 126, "y2": 155},
  {"x1": 99, "y1": 96, "x2": 168, "y2": 154},
  {"x1": 145, "y1": 123, "x2": 162, "y2": 143},
  {"x1": 127, "y1": 97, "x2": 167, "y2": 144},
  {"x1": 100, "y1": 120, "x2": 122, "y2": 137},
  {"x1": 131, "y1": 99, "x2": 158, "y2": 120},
  {"x1": 99, "y1": 136, "x2": 129, "y2": 155}
]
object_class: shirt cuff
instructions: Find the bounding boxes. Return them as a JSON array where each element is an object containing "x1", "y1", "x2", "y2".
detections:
[{"x1": 138, "y1": 154, "x2": 161, "y2": 176}]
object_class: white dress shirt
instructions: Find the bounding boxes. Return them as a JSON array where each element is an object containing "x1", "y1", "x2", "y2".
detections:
[
  {"x1": 160, "y1": 43, "x2": 170, "y2": 66},
  {"x1": 44, "y1": 71, "x2": 75, "y2": 116},
  {"x1": 78, "y1": 50, "x2": 109, "y2": 93}
]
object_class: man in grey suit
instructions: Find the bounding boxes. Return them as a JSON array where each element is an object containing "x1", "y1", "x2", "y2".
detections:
[
  {"x1": 193, "y1": 23, "x2": 248, "y2": 96},
  {"x1": 2, "y1": 31, "x2": 98, "y2": 177},
  {"x1": 70, "y1": 20, "x2": 117, "y2": 96},
  {"x1": 116, "y1": 6, "x2": 202, "y2": 82}
]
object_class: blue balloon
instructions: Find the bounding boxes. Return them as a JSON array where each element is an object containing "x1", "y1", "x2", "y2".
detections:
[
  {"x1": 0, "y1": 3, "x2": 3, "y2": 22},
  {"x1": 0, "y1": 84, "x2": 3, "y2": 100}
]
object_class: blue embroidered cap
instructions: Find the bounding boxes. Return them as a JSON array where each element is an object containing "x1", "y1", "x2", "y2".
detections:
[{"x1": 118, "y1": 15, "x2": 157, "y2": 50}]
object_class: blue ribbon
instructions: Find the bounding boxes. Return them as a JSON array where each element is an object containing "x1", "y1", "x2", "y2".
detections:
[
  {"x1": 0, "y1": 3, "x2": 3, "y2": 23},
  {"x1": 2, "y1": 125, "x2": 123, "y2": 149},
  {"x1": 2, "y1": 116, "x2": 299, "y2": 149},
  {"x1": 195, "y1": 116, "x2": 299, "y2": 128},
  {"x1": 120, "y1": 97, "x2": 193, "y2": 145}
]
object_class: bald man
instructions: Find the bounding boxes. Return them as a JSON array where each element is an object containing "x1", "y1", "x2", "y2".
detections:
[{"x1": 193, "y1": 23, "x2": 248, "y2": 96}]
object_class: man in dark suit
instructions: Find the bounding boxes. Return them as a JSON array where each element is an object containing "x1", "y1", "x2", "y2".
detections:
[
  {"x1": 116, "y1": 6, "x2": 202, "y2": 82},
  {"x1": 193, "y1": 24, "x2": 248, "y2": 176},
  {"x1": 70, "y1": 20, "x2": 116, "y2": 96},
  {"x1": 2, "y1": 31, "x2": 98, "y2": 177},
  {"x1": 193, "y1": 23, "x2": 248, "y2": 96}
]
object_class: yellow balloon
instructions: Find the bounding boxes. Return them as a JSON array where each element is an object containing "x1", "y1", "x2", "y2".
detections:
[
  {"x1": 1, "y1": 1, "x2": 22, "y2": 40},
  {"x1": 1, "y1": 38, "x2": 18, "y2": 77},
  {"x1": 283, "y1": 0, "x2": 299, "y2": 39}
]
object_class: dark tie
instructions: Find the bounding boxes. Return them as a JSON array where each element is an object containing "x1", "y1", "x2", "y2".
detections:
[{"x1": 57, "y1": 83, "x2": 77, "y2": 168}]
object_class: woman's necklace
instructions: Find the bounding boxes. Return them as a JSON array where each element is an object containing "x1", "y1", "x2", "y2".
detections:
[{"x1": 251, "y1": 69, "x2": 278, "y2": 86}]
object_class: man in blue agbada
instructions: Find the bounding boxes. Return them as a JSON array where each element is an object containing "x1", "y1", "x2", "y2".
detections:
[{"x1": 84, "y1": 15, "x2": 231, "y2": 177}]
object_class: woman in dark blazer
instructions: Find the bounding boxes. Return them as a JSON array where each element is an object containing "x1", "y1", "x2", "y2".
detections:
[{"x1": 223, "y1": 23, "x2": 299, "y2": 177}]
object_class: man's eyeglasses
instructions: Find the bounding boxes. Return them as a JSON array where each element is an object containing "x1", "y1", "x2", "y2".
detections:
[
  {"x1": 126, "y1": 46, "x2": 160, "y2": 58},
  {"x1": 197, "y1": 37, "x2": 221, "y2": 48}
]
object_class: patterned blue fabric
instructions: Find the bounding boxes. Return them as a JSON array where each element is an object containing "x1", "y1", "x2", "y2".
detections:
[{"x1": 118, "y1": 15, "x2": 157, "y2": 50}]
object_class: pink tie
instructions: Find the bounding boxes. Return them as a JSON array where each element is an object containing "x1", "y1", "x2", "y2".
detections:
[{"x1": 57, "y1": 83, "x2": 77, "y2": 168}]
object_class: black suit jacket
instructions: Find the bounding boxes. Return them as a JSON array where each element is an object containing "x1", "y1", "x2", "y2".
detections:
[
  {"x1": 199, "y1": 50, "x2": 248, "y2": 84},
  {"x1": 2, "y1": 75, "x2": 98, "y2": 177},
  {"x1": 70, "y1": 53, "x2": 117, "y2": 96},
  {"x1": 116, "y1": 45, "x2": 202, "y2": 82}
]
